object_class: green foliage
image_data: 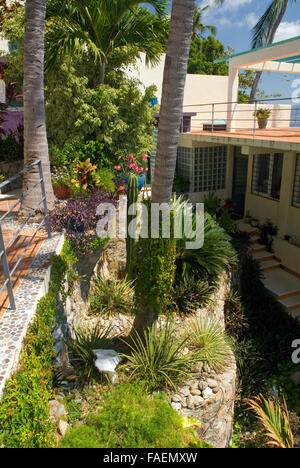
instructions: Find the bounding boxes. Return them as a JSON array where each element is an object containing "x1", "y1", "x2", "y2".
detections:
[
  {"x1": 0, "y1": 134, "x2": 22, "y2": 161},
  {"x1": 268, "y1": 362, "x2": 300, "y2": 416},
  {"x1": 185, "y1": 316, "x2": 231, "y2": 372},
  {"x1": 188, "y1": 36, "x2": 229, "y2": 75},
  {"x1": 172, "y1": 279, "x2": 215, "y2": 315},
  {"x1": 224, "y1": 290, "x2": 248, "y2": 340},
  {"x1": 95, "y1": 168, "x2": 115, "y2": 193},
  {"x1": 126, "y1": 174, "x2": 139, "y2": 277},
  {"x1": 89, "y1": 275, "x2": 135, "y2": 317},
  {"x1": 67, "y1": 322, "x2": 113, "y2": 383},
  {"x1": 122, "y1": 320, "x2": 195, "y2": 391},
  {"x1": 61, "y1": 382, "x2": 204, "y2": 448},
  {"x1": 45, "y1": 62, "x2": 158, "y2": 151},
  {"x1": 46, "y1": 1, "x2": 169, "y2": 81},
  {"x1": 176, "y1": 212, "x2": 237, "y2": 283},
  {"x1": 245, "y1": 394, "x2": 294, "y2": 448},
  {"x1": 0, "y1": 240, "x2": 76, "y2": 448}
]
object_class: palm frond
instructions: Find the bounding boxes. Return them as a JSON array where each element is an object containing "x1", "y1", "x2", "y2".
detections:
[
  {"x1": 251, "y1": 0, "x2": 288, "y2": 48},
  {"x1": 246, "y1": 394, "x2": 294, "y2": 448}
]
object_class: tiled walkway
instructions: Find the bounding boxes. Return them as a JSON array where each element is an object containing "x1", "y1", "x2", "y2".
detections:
[
  {"x1": 0, "y1": 191, "x2": 64, "y2": 396},
  {"x1": 0, "y1": 229, "x2": 47, "y2": 317}
]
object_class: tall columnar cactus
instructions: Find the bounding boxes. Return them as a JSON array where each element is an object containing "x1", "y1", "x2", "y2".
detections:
[{"x1": 126, "y1": 174, "x2": 138, "y2": 277}]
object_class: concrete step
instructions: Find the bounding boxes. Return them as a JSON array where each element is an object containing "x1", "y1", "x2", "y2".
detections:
[
  {"x1": 252, "y1": 250, "x2": 274, "y2": 262},
  {"x1": 250, "y1": 243, "x2": 266, "y2": 253},
  {"x1": 263, "y1": 268, "x2": 300, "y2": 299},
  {"x1": 261, "y1": 259, "x2": 281, "y2": 272},
  {"x1": 279, "y1": 293, "x2": 300, "y2": 311}
]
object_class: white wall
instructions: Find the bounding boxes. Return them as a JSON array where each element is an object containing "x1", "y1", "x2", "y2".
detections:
[{"x1": 125, "y1": 53, "x2": 229, "y2": 107}]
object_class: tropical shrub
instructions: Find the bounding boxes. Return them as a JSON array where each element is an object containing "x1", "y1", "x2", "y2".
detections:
[
  {"x1": 0, "y1": 133, "x2": 22, "y2": 161},
  {"x1": 49, "y1": 190, "x2": 117, "y2": 252},
  {"x1": 0, "y1": 240, "x2": 75, "y2": 448},
  {"x1": 224, "y1": 289, "x2": 248, "y2": 340},
  {"x1": 89, "y1": 275, "x2": 135, "y2": 317},
  {"x1": 176, "y1": 212, "x2": 237, "y2": 283},
  {"x1": 67, "y1": 322, "x2": 113, "y2": 383},
  {"x1": 246, "y1": 395, "x2": 294, "y2": 448},
  {"x1": 61, "y1": 383, "x2": 206, "y2": 448},
  {"x1": 185, "y1": 316, "x2": 231, "y2": 372},
  {"x1": 123, "y1": 321, "x2": 195, "y2": 391},
  {"x1": 46, "y1": 62, "x2": 158, "y2": 153},
  {"x1": 172, "y1": 279, "x2": 215, "y2": 315}
]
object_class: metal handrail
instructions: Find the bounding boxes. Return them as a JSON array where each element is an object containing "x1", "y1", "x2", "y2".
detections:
[
  {"x1": 0, "y1": 160, "x2": 51, "y2": 310},
  {"x1": 182, "y1": 96, "x2": 300, "y2": 138}
]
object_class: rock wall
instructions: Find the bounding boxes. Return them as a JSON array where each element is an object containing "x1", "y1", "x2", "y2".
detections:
[{"x1": 52, "y1": 239, "x2": 237, "y2": 448}]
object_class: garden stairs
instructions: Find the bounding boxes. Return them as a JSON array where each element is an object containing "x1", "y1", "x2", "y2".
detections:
[{"x1": 246, "y1": 226, "x2": 300, "y2": 323}]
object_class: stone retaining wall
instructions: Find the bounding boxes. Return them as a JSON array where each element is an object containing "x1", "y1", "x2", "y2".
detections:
[{"x1": 52, "y1": 238, "x2": 237, "y2": 448}]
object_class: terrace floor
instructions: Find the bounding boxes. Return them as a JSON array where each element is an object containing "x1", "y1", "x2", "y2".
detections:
[{"x1": 189, "y1": 127, "x2": 300, "y2": 144}]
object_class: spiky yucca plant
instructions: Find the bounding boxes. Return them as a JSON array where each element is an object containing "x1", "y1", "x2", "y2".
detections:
[
  {"x1": 122, "y1": 320, "x2": 195, "y2": 391},
  {"x1": 89, "y1": 275, "x2": 135, "y2": 316},
  {"x1": 68, "y1": 321, "x2": 112, "y2": 382},
  {"x1": 185, "y1": 316, "x2": 231, "y2": 372},
  {"x1": 245, "y1": 394, "x2": 294, "y2": 449}
]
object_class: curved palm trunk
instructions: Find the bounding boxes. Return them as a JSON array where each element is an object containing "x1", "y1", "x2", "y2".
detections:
[
  {"x1": 152, "y1": 0, "x2": 196, "y2": 204},
  {"x1": 132, "y1": 0, "x2": 195, "y2": 334},
  {"x1": 249, "y1": 0, "x2": 288, "y2": 103},
  {"x1": 21, "y1": 0, "x2": 54, "y2": 215}
]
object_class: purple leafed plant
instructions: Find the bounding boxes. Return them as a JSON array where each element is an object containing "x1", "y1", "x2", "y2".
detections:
[{"x1": 49, "y1": 190, "x2": 118, "y2": 251}]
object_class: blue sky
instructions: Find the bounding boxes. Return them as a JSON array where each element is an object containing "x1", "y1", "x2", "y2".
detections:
[{"x1": 143, "y1": 0, "x2": 300, "y2": 99}]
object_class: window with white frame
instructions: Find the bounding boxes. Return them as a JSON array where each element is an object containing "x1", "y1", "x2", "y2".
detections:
[
  {"x1": 292, "y1": 154, "x2": 300, "y2": 208},
  {"x1": 252, "y1": 153, "x2": 283, "y2": 200}
]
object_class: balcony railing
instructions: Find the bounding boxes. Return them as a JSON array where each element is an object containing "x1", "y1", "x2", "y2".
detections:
[
  {"x1": 182, "y1": 96, "x2": 300, "y2": 138},
  {"x1": 0, "y1": 160, "x2": 51, "y2": 310}
]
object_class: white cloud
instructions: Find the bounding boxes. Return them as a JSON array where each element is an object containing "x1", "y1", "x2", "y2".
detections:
[
  {"x1": 201, "y1": 0, "x2": 253, "y2": 11},
  {"x1": 275, "y1": 21, "x2": 300, "y2": 42},
  {"x1": 245, "y1": 12, "x2": 259, "y2": 29}
]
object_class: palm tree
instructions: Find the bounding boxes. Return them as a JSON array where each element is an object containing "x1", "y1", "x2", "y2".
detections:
[
  {"x1": 249, "y1": 0, "x2": 290, "y2": 103},
  {"x1": 21, "y1": 0, "x2": 55, "y2": 215},
  {"x1": 46, "y1": 0, "x2": 169, "y2": 84},
  {"x1": 192, "y1": 4, "x2": 216, "y2": 41},
  {"x1": 152, "y1": 0, "x2": 223, "y2": 204}
]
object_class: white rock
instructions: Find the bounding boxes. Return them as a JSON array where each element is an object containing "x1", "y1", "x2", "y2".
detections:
[
  {"x1": 58, "y1": 420, "x2": 69, "y2": 437},
  {"x1": 171, "y1": 402, "x2": 182, "y2": 411},
  {"x1": 93, "y1": 349, "x2": 123, "y2": 382},
  {"x1": 203, "y1": 387, "x2": 213, "y2": 399}
]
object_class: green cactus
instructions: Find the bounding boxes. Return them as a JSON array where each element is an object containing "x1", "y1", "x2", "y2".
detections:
[{"x1": 126, "y1": 174, "x2": 138, "y2": 277}]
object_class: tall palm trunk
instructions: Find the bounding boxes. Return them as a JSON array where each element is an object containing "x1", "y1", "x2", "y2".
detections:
[
  {"x1": 21, "y1": 0, "x2": 54, "y2": 215},
  {"x1": 151, "y1": 0, "x2": 196, "y2": 204},
  {"x1": 132, "y1": 0, "x2": 195, "y2": 335},
  {"x1": 249, "y1": 0, "x2": 288, "y2": 103}
]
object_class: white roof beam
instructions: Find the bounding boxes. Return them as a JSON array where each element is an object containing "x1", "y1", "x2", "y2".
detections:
[
  {"x1": 230, "y1": 38, "x2": 300, "y2": 68},
  {"x1": 241, "y1": 60, "x2": 300, "y2": 74}
]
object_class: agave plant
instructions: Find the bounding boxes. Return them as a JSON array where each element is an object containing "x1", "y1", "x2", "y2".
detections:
[
  {"x1": 245, "y1": 394, "x2": 294, "y2": 449},
  {"x1": 68, "y1": 321, "x2": 113, "y2": 382},
  {"x1": 89, "y1": 275, "x2": 135, "y2": 316},
  {"x1": 122, "y1": 320, "x2": 195, "y2": 391},
  {"x1": 185, "y1": 316, "x2": 231, "y2": 372}
]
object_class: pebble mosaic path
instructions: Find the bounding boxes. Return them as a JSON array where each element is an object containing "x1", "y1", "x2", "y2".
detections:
[{"x1": 0, "y1": 229, "x2": 64, "y2": 397}]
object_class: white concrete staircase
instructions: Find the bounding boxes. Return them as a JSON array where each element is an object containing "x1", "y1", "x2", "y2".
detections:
[{"x1": 248, "y1": 229, "x2": 300, "y2": 323}]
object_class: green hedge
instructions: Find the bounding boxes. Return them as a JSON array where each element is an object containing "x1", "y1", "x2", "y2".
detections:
[{"x1": 0, "y1": 240, "x2": 76, "y2": 448}]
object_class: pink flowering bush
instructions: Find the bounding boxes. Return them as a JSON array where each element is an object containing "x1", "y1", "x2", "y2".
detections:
[{"x1": 114, "y1": 152, "x2": 149, "y2": 177}]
